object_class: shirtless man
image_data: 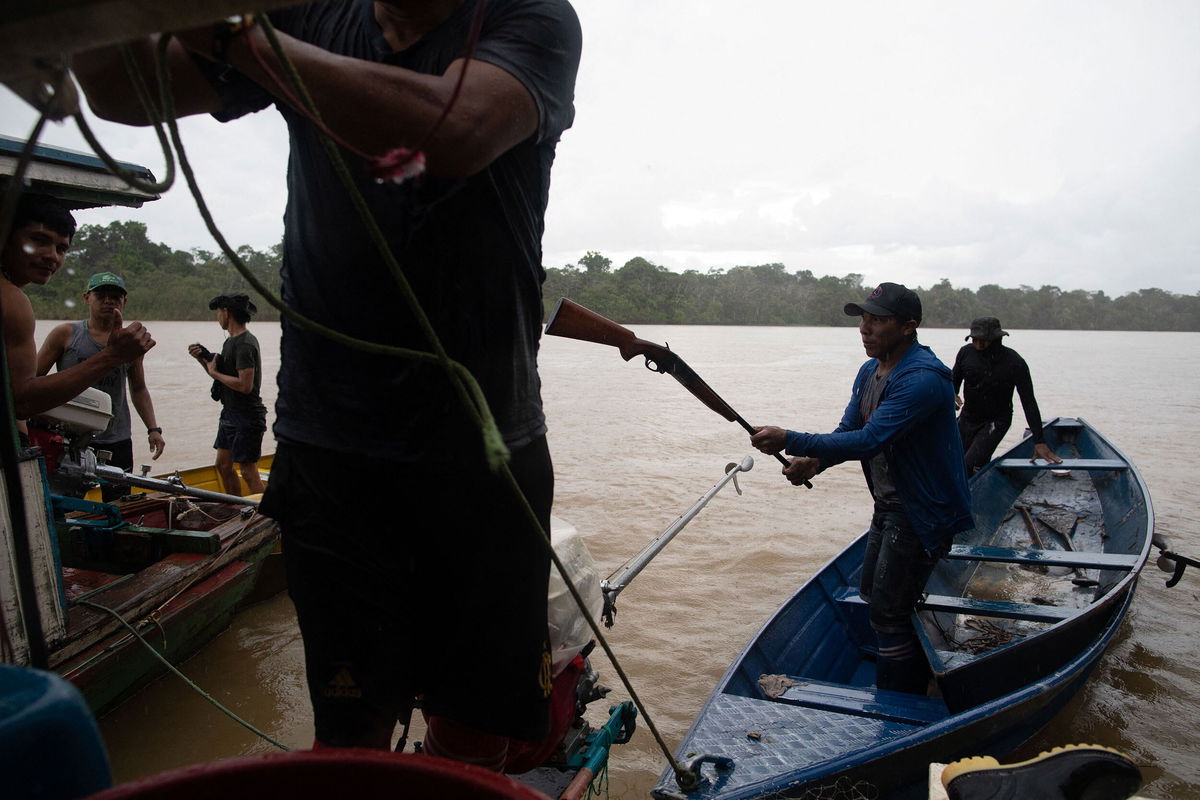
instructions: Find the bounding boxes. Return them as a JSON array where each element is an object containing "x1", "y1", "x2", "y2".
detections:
[{"x1": 1, "y1": 194, "x2": 155, "y2": 438}]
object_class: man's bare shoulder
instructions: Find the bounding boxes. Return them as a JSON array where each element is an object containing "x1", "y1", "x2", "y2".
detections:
[{"x1": 0, "y1": 279, "x2": 35, "y2": 332}]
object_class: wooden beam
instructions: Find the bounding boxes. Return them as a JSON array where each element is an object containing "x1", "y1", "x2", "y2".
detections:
[{"x1": 0, "y1": 0, "x2": 325, "y2": 83}]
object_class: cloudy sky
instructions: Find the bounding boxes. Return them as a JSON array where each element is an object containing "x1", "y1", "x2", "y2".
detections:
[{"x1": 3, "y1": 0, "x2": 1198, "y2": 295}]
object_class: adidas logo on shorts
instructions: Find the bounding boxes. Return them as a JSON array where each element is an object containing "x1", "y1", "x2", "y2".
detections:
[{"x1": 323, "y1": 667, "x2": 363, "y2": 699}]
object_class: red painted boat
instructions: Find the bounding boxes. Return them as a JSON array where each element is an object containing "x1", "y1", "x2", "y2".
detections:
[{"x1": 3, "y1": 446, "x2": 280, "y2": 716}]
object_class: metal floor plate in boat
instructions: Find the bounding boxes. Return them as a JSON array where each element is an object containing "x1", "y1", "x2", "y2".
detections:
[{"x1": 653, "y1": 693, "x2": 918, "y2": 798}]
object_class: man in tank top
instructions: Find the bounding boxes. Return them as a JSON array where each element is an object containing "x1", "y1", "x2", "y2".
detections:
[{"x1": 37, "y1": 272, "x2": 166, "y2": 500}]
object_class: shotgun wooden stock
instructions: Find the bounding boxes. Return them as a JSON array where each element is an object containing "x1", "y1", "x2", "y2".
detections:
[{"x1": 545, "y1": 298, "x2": 812, "y2": 487}]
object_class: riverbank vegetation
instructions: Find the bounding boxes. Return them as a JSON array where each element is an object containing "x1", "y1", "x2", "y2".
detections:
[{"x1": 26, "y1": 222, "x2": 1200, "y2": 331}]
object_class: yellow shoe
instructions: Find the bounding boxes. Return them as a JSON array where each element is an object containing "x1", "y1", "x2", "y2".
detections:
[{"x1": 941, "y1": 744, "x2": 1142, "y2": 800}]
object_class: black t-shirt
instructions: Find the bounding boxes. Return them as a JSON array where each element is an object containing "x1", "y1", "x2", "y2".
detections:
[
  {"x1": 217, "y1": 331, "x2": 266, "y2": 417},
  {"x1": 952, "y1": 341, "x2": 1046, "y2": 443},
  {"x1": 209, "y1": 0, "x2": 581, "y2": 465}
]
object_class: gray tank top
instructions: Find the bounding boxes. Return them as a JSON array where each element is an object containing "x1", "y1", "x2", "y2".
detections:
[
  {"x1": 56, "y1": 321, "x2": 131, "y2": 444},
  {"x1": 861, "y1": 366, "x2": 903, "y2": 512}
]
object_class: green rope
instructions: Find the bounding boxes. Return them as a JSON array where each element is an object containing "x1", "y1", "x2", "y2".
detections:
[
  {"x1": 234, "y1": 17, "x2": 510, "y2": 472},
  {"x1": 587, "y1": 759, "x2": 610, "y2": 799},
  {"x1": 78, "y1": 599, "x2": 290, "y2": 751},
  {"x1": 70, "y1": 46, "x2": 176, "y2": 196},
  {"x1": 498, "y1": 465, "x2": 699, "y2": 791}
]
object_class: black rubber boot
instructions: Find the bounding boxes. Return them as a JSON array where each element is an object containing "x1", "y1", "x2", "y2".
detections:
[{"x1": 942, "y1": 744, "x2": 1143, "y2": 800}]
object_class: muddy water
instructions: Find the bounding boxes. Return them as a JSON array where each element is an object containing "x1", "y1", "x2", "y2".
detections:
[{"x1": 40, "y1": 320, "x2": 1199, "y2": 798}]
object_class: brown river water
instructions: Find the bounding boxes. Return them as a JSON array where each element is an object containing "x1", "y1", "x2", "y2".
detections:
[{"x1": 37, "y1": 319, "x2": 1200, "y2": 799}]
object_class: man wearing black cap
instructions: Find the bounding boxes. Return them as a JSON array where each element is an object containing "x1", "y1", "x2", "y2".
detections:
[
  {"x1": 37, "y1": 271, "x2": 166, "y2": 500},
  {"x1": 750, "y1": 282, "x2": 972, "y2": 694},
  {"x1": 188, "y1": 293, "x2": 266, "y2": 496},
  {"x1": 953, "y1": 317, "x2": 1060, "y2": 475}
]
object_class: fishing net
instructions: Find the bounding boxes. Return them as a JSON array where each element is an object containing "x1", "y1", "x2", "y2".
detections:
[{"x1": 762, "y1": 776, "x2": 879, "y2": 800}]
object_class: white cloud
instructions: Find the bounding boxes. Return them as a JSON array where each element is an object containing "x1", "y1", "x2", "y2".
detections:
[{"x1": 3, "y1": 0, "x2": 1198, "y2": 296}]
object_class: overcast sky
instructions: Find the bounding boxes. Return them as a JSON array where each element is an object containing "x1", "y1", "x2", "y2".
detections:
[{"x1": 3, "y1": 0, "x2": 1198, "y2": 296}]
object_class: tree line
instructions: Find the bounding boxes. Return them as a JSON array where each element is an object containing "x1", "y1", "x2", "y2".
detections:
[
  {"x1": 545, "y1": 252, "x2": 1200, "y2": 331},
  {"x1": 26, "y1": 221, "x2": 283, "y2": 322},
  {"x1": 25, "y1": 222, "x2": 1200, "y2": 331}
]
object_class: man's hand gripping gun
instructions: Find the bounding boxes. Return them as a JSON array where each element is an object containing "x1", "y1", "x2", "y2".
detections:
[{"x1": 544, "y1": 298, "x2": 810, "y2": 488}]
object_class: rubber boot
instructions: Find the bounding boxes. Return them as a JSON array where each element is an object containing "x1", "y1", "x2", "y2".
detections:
[{"x1": 942, "y1": 744, "x2": 1143, "y2": 800}]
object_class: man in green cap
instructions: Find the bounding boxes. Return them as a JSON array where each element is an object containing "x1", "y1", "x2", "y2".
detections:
[{"x1": 38, "y1": 271, "x2": 166, "y2": 498}]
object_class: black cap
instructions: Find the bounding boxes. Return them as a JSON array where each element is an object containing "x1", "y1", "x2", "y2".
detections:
[
  {"x1": 208, "y1": 293, "x2": 257, "y2": 315},
  {"x1": 844, "y1": 283, "x2": 922, "y2": 321},
  {"x1": 966, "y1": 317, "x2": 1008, "y2": 341}
]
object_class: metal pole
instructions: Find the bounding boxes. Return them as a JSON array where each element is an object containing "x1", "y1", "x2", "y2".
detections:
[
  {"x1": 602, "y1": 456, "x2": 753, "y2": 604},
  {"x1": 95, "y1": 464, "x2": 260, "y2": 507}
]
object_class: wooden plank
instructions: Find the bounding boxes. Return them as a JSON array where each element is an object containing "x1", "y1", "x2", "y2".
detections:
[
  {"x1": 994, "y1": 458, "x2": 1127, "y2": 471},
  {"x1": 48, "y1": 515, "x2": 278, "y2": 668},
  {"x1": 919, "y1": 594, "x2": 1075, "y2": 623},
  {"x1": 0, "y1": 0, "x2": 318, "y2": 83},
  {"x1": 945, "y1": 544, "x2": 1140, "y2": 571}
]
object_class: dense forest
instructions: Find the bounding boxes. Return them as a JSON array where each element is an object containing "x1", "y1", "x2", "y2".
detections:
[
  {"x1": 27, "y1": 221, "x2": 283, "y2": 322},
  {"x1": 26, "y1": 221, "x2": 1200, "y2": 331}
]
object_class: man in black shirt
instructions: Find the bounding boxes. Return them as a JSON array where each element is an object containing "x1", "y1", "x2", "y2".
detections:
[
  {"x1": 952, "y1": 317, "x2": 1061, "y2": 474},
  {"x1": 76, "y1": 0, "x2": 581, "y2": 768},
  {"x1": 188, "y1": 293, "x2": 267, "y2": 497}
]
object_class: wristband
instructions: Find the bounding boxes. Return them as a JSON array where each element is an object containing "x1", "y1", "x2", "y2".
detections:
[{"x1": 147, "y1": 427, "x2": 163, "y2": 435}]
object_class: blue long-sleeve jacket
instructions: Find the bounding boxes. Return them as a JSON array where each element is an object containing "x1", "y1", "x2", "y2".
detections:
[{"x1": 784, "y1": 342, "x2": 973, "y2": 551}]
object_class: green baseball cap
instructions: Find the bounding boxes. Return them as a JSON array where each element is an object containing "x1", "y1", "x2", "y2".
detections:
[{"x1": 86, "y1": 272, "x2": 127, "y2": 294}]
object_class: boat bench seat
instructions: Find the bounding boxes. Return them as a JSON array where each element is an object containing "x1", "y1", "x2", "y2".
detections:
[
  {"x1": 836, "y1": 586, "x2": 1071, "y2": 627},
  {"x1": 773, "y1": 677, "x2": 949, "y2": 726},
  {"x1": 918, "y1": 594, "x2": 1075, "y2": 623},
  {"x1": 945, "y1": 544, "x2": 1140, "y2": 571},
  {"x1": 994, "y1": 458, "x2": 1127, "y2": 471}
]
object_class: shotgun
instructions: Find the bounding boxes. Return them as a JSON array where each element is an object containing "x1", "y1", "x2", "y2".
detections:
[{"x1": 544, "y1": 298, "x2": 810, "y2": 487}]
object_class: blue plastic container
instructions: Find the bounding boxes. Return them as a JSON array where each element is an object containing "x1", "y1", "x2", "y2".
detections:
[{"x1": 0, "y1": 664, "x2": 112, "y2": 799}]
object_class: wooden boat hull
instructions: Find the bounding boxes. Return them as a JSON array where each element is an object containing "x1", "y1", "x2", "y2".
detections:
[
  {"x1": 59, "y1": 558, "x2": 261, "y2": 714},
  {"x1": 652, "y1": 418, "x2": 1150, "y2": 799},
  {"x1": 3, "y1": 452, "x2": 281, "y2": 716}
]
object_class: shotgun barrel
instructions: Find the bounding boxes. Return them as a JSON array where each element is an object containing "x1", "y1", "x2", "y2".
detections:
[{"x1": 545, "y1": 298, "x2": 811, "y2": 486}]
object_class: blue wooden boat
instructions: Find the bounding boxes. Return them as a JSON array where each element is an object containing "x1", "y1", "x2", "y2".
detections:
[{"x1": 652, "y1": 417, "x2": 1152, "y2": 800}]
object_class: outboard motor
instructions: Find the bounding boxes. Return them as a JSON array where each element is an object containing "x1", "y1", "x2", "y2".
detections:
[{"x1": 26, "y1": 387, "x2": 113, "y2": 498}]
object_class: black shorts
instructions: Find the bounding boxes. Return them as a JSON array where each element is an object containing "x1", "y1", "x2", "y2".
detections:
[
  {"x1": 260, "y1": 436, "x2": 554, "y2": 744},
  {"x1": 213, "y1": 408, "x2": 266, "y2": 464}
]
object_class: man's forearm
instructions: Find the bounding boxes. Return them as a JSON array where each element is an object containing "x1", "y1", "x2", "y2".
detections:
[
  {"x1": 130, "y1": 387, "x2": 158, "y2": 430},
  {"x1": 14, "y1": 353, "x2": 125, "y2": 420},
  {"x1": 213, "y1": 26, "x2": 536, "y2": 177},
  {"x1": 73, "y1": 36, "x2": 224, "y2": 125}
]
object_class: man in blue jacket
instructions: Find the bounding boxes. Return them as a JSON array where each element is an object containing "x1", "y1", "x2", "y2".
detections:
[{"x1": 751, "y1": 282, "x2": 972, "y2": 693}]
